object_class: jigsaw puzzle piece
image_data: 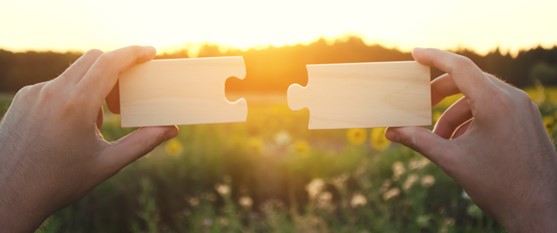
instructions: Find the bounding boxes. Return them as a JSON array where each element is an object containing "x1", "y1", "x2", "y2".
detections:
[
  {"x1": 119, "y1": 56, "x2": 247, "y2": 127},
  {"x1": 287, "y1": 61, "x2": 431, "y2": 129}
]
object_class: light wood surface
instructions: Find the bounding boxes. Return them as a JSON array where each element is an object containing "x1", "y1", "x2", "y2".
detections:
[
  {"x1": 287, "y1": 61, "x2": 431, "y2": 129},
  {"x1": 119, "y1": 56, "x2": 247, "y2": 127}
]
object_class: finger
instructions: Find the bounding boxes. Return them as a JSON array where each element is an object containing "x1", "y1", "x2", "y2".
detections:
[
  {"x1": 385, "y1": 127, "x2": 454, "y2": 169},
  {"x1": 56, "y1": 49, "x2": 103, "y2": 85},
  {"x1": 433, "y1": 96, "x2": 473, "y2": 139},
  {"x1": 412, "y1": 48, "x2": 496, "y2": 102},
  {"x1": 99, "y1": 125, "x2": 179, "y2": 174},
  {"x1": 452, "y1": 118, "x2": 473, "y2": 139},
  {"x1": 431, "y1": 73, "x2": 461, "y2": 106},
  {"x1": 106, "y1": 81, "x2": 120, "y2": 114},
  {"x1": 77, "y1": 46, "x2": 156, "y2": 106},
  {"x1": 96, "y1": 106, "x2": 104, "y2": 129}
]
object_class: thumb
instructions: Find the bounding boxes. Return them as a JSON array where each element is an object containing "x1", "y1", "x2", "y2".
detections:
[
  {"x1": 101, "y1": 126, "x2": 179, "y2": 172},
  {"x1": 386, "y1": 126, "x2": 451, "y2": 167}
]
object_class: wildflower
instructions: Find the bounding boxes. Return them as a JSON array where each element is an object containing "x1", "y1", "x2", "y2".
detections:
[
  {"x1": 274, "y1": 130, "x2": 292, "y2": 146},
  {"x1": 409, "y1": 158, "x2": 430, "y2": 170},
  {"x1": 331, "y1": 174, "x2": 349, "y2": 189},
  {"x1": 164, "y1": 138, "x2": 183, "y2": 156},
  {"x1": 239, "y1": 196, "x2": 253, "y2": 208},
  {"x1": 188, "y1": 197, "x2": 200, "y2": 207},
  {"x1": 316, "y1": 191, "x2": 333, "y2": 210},
  {"x1": 306, "y1": 178, "x2": 325, "y2": 199},
  {"x1": 392, "y1": 161, "x2": 405, "y2": 181},
  {"x1": 347, "y1": 128, "x2": 367, "y2": 145},
  {"x1": 294, "y1": 140, "x2": 310, "y2": 155},
  {"x1": 421, "y1": 175, "x2": 435, "y2": 187},
  {"x1": 382, "y1": 187, "x2": 400, "y2": 201},
  {"x1": 403, "y1": 174, "x2": 419, "y2": 191},
  {"x1": 350, "y1": 193, "x2": 367, "y2": 208},
  {"x1": 543, "y1": 116, "x2": 554, "y2": 134},
  {"x1": 215, "y1": 184, "x2": 230, "y2": 196},
  {"x1": 370, "y1": 128, "x2": 390, "y2": 150}
]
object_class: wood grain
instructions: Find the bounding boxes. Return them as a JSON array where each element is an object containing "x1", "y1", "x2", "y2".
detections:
[
  {"x1": 287, "y1": 61, "x2": 431, "y2": 129},
  {"x1": 119, "y1": 56, "x2": 247, "y2": 127}
]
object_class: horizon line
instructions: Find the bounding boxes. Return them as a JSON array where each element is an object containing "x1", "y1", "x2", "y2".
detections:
[{"x1": 1, "y1": 35, "x2": 556, "y2": 57}]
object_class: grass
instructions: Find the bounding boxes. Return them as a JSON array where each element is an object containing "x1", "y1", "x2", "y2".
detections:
[{"x1": 2, "y1": 87, "x2": 556, "y2": 232}]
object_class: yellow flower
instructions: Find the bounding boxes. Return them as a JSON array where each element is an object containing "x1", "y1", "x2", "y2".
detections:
[
  {"x1": 370, "y1": 128, "x2": 391, "y2": 150},
  {"x1": 543, "y1": 116, "x2": 554, "y2": 134},
  {"x1": 347, "y1": 128, "x2": 367, "y2": 145},
  {"x1": 294, "y1": 140, "x2": 311, "y2": 155},
  {"x1": 164, "y1": 138, "x2": 183, "y2": 156}
]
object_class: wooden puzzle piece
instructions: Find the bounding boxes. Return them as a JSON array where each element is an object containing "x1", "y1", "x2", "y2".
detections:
[
  {"x1": 287, "y1": 61, "x2": 431, "y2": 129},
  {"x1": 119, "y1": 56, "x2": 247, "y2": 127}
]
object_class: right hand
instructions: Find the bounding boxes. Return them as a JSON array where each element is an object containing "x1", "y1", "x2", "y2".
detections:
[{"x1": 386, "y1": 48, "x2": 557, "y2": 232}]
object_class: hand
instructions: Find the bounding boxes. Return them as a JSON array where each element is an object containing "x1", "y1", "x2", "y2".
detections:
[
  {"x1": 0, "y1": 46, "x2": 178, "y2": 233},
  {"x1": 386, "y1": 48, "x2": 557, "y2": 232}
]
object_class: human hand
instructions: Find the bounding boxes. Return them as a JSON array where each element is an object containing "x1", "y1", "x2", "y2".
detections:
[
  {"x1": 0, "y1": 46, "x2": 178, "y2": 233},
  {"x1": 386, "y1": 48, "x2": 557, "y2": 232}
]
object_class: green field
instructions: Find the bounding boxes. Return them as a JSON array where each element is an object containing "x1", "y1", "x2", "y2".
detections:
[{"x1": 1, "y1": 87, "x2": 556, "y2": 233}]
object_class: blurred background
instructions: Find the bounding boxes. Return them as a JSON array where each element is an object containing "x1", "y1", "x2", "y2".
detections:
[{"x1": 1, "y1": 0, "x2": 557, "y2": 232}]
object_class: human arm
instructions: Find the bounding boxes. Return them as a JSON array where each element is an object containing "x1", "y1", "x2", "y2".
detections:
[
  {"x1": 0, "y1": 46, "x2": 178, "y2": 233},
  {"x1": 386, "y1": 48, "x2": 557, "y2": 232}
]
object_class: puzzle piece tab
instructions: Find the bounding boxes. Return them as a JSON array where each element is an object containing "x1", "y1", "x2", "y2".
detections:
[
  {"x1": 119, "y1": 56, "x2": 247, "y2": 127},
  {"x1": 287, "y1": 61, "x2": 431, "y2": 129}
]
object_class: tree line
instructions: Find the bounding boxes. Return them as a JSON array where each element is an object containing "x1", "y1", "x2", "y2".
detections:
[{"x1": 1, "y1": 36, "x2": 556, "y2": 93}]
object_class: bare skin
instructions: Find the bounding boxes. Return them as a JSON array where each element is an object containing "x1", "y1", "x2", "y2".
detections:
[
  {"x1": 0, "y1": 46, "x2": 178, "y2": 233},
  {"x1": 386, "y1": 48, "x2": 557, "y2": 233}
]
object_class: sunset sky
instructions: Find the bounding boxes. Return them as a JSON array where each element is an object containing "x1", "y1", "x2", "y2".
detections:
[{"x1": 1, "y1": 0, "x2": 556, "y2": 55}]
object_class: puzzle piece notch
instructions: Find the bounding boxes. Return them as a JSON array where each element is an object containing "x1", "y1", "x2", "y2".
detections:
[
  {"x1": 119, "y1": 56, "x2": 247, "y2": 127},
  {"x1": 287, "y1": 61, "x2": 431, "y2": 129}
]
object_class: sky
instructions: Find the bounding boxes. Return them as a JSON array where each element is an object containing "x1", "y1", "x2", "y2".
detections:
[{"x1": 1, "y1": 0, "x2": 556, "y2": 55}]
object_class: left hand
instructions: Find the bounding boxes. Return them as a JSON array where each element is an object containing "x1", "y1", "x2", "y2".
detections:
[{"x1": 0, "y1": 46, "x2": 178, "y2": 233}]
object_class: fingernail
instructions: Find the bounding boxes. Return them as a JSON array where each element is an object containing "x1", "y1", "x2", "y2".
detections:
[
  {"x1": 143, "y1": 46, "x2": 156, "y2": 55},
  {"x1": 162, "y1": 125, "x2": 179, "y2": 141},
  {"x1": 385, "y1": 128, "x2": 400, "y2": 143},
  {"x1": 412, "y1": 47, "x2": 425, "y2": 53}
]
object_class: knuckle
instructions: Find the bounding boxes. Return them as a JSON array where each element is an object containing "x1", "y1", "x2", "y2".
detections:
[
  {"x1": 453, "y1": 55, "x2": 475, "y2": 68},
  {"x1": 95, "y1": 53, "x2": 116, "y2": 71}
]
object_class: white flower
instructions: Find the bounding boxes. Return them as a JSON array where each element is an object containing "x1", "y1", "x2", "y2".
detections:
[
  {"x1": 306, "y1": 178, "x2": 325, "y2": 199},
  {"x1": 216, "y1": 184, "x2": 230, "y2": 196},
  {"x1": 274, "y1": 130, "x2": 292, "y2": 146},
  {"x1": 350, "y1": 193, "x2": 367, "y2": 208}
]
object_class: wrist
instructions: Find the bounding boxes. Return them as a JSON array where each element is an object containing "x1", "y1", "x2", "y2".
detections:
[
  {"x1": 0, "y1": 185, "x2": 50, "y2": 233},
  {"x1": 499, "y1": 193, "x2": 557, "y2": 232}
]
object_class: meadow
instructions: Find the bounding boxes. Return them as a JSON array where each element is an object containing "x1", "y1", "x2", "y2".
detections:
[{"x1": 1, "y1": 86, "x2": 557, "y2": 233}]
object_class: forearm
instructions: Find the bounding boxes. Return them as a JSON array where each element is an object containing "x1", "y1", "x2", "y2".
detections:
[{"x1": 0, "y1": 133, "x2": 49, "y2": 233}]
